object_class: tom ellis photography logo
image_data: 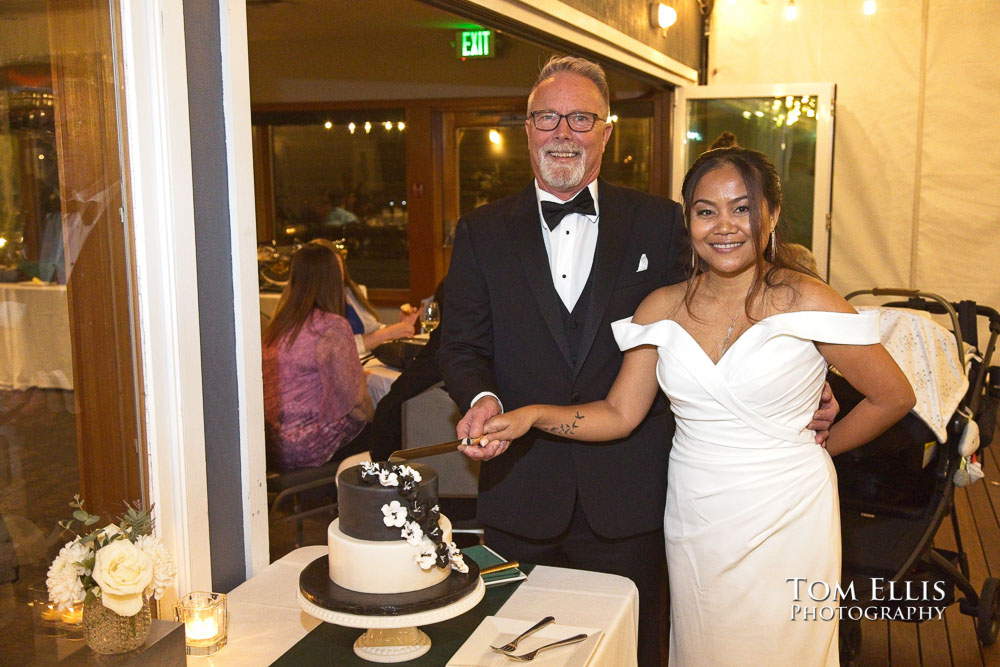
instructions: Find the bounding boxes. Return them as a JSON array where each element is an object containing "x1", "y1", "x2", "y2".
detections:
[{"x1": 787, "y1": 578, "x2": 949, "y2": 622}]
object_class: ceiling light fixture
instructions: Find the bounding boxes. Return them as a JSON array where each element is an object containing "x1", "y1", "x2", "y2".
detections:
[{"x1": 785, "y1": 0, "x2": 798, "y2": 20}]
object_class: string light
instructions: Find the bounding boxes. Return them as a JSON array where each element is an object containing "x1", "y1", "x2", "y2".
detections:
[
  {"x1": 397, "y1": 122, "x2": 405, "y2": 130},
  {"x1": 324, "y1": 121, "x2": 332, "y2": 130},
  {"x1": 785, "y1": 0, "x2": 797, "y2": 20},
  {"x1": 488, "y1": 129, "x2": 502, "y2": 145},
  {"x1": 364, "y1": 121, "x2": 372, "y2": 134},
  {"x1": 863, "y1": 0, "x2": 876, "y2": 15},
  {"x1": 348, "y1": 122, "x2": 356, "y2": 134},
  {"x1": 384, "y1": 121, "x2": 393, "y2": 130}
]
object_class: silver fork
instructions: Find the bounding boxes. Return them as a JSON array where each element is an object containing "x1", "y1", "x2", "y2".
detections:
[
  {"x1": 489, "y1": 616, "x2": 556, "y2": 654},
  {"x1": 505, "y1": 633, "x2": 589, "y2": 662}
]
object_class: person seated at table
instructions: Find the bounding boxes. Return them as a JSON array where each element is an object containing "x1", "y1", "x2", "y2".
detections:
[
  {"x1": 322, "y1": 189, "x2": 360, "y2": 227},
  {"x1": 309, "y1": 239, "x2": 418, "y2": 355},
  {"x1": 262, "y1": 243, "x2": 373, "y2": 469}
]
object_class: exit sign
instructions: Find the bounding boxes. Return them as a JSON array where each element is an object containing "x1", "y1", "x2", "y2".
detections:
[{"x1": 456, "y1": 30, "x2": 495, "y2": 59}]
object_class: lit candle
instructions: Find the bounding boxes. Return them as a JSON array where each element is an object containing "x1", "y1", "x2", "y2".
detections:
[
  {"x1": 39, "y1": 604, "x2": 61, "y2": 621},
  {"x1": 61, "y1": 604, "x2": 84, "y2": 625},
  {"x1": 185, "y1": 615, "x2": 219, "y2": 641}
]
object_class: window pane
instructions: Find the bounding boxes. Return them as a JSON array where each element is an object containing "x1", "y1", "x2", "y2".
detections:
[
  {"x1": 685, "y1": 97, "x2": 819, "y2": 249},
  {"x1": 456, "y1": 126, "x2": 532, "y2": 216},
  {"x1": 265, "y1": 113, "x2": 408, "y2": 289},
  {"x1": 1, "y1": 1, "x2": 140, "y2": 660},
  {"x1": 602, "y1": 101, "x2": 652, "y2": 192}
]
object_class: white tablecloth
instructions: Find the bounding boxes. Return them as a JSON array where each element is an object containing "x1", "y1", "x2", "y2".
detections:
[
  {"x1": 362, "y1": 357, "x2": 399, "y2": 405},
  {"x1": 200, "y1": 546, "x2": 638, "y2": 666},
  {"x1": 0, "y1": 283, "x2": 73, "y2": 390}
]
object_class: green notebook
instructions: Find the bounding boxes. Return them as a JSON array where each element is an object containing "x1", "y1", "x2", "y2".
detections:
[{"x1": 462, "y1": 544, "x2": 527, "y2": 586}]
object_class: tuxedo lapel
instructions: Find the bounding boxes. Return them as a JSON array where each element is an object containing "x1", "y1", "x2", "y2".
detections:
[
  {"x1": 504, "y1": 184, "x2": 574, "y2": 369},
  {"x1": 575, "y1": 180, "x2": 636, "y2": 377}
]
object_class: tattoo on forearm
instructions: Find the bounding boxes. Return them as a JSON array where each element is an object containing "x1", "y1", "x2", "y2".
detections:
[{"x1": 548, "y1": 412, "x2": 585, "y2": 436}]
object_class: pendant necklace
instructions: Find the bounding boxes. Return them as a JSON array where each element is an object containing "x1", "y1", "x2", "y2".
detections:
[{"x1": 720, "y1": 311, "x2": 740, "y2": 355}]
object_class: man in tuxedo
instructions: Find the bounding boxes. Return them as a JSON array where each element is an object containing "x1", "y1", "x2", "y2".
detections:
[
  {"x1": 439, "y1": 56, "x2": 833, "y2": 665},
  {"x1": 438, "y1": 56, "x2": 682, "y2": 665}
]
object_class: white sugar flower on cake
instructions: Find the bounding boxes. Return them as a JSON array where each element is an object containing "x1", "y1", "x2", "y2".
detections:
[
  {"x1": 415, "y1": 537, "x2": 439, "y2": 570},
  {"x1": 381, "y1": 500, "x2": 408, "y2": 527},
  {"x1": 448, "y1": 542, "x2": 469, "y2": 574},
  {"x1": 397, "y1": 465, "x2": 422, "y2": 482},
  {"x1": 378, "y1": 468, "x2": 399, "y2": 487},
  {"x1": 401, "y1": 521, "x2": 424, "y2": 545}
]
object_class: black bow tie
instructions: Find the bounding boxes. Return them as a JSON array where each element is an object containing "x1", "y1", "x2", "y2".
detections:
[{"x1": 540, "y1": 188, "x2": 596, "y2": 230}]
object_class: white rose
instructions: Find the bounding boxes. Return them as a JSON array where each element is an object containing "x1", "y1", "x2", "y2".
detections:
[{"x1": 91, "y1": 539, "x2": 153, "y2": 616}]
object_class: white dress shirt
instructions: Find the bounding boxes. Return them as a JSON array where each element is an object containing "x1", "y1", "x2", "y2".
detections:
[
  {"x1": 470, "y1": 180, "x2": 600, "y2": 413},
  {"x1": 535, "y1": 180, "x2": 600, "y2": 311}
]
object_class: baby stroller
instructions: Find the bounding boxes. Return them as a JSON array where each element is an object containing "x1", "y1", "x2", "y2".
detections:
[{"x1": 831, "y1": 288, "x2": 1000, "y2": 665}]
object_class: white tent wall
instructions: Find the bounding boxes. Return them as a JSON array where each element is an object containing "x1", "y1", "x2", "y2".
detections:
[{"x1": 708, "y1": 1, "x2": 1000, "y2": 322}]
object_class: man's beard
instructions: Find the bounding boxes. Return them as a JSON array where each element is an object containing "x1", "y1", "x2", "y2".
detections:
[{"x1": 536, "y1": 140, "x2": 587, "y2": 192}]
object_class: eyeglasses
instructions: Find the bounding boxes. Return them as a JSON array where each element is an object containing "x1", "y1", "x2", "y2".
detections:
[{"x1": 528, "y1": 110, "x2": 607, "y2": 132}]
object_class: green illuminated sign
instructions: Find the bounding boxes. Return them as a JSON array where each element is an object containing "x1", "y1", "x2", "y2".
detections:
[{"x1": 456, "y1": 30, "x2": 494, "y2": 59}]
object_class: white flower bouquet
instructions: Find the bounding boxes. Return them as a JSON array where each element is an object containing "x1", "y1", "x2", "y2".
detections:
[{"x1": 46, "y1": 496, "x2": 176, "y2": 617}]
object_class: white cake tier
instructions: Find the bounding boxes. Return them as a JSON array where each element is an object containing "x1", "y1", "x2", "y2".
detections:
[{"x1": 328, "y1": 515, "x2": 453, "y2": 594}]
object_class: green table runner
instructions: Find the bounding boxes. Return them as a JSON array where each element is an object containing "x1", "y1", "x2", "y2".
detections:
[{"x1": 273, "y1": 557, "x2": 533, "y2": 665}]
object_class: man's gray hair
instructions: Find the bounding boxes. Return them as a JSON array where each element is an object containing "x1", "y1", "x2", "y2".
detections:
[{"x1": 528, "y1": 55, "x2": 610, "y2": 116}]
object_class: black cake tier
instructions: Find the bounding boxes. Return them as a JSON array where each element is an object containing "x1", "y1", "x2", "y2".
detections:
[{"x1": 337, "y1": 462, "x2": 439, "y2": 541}]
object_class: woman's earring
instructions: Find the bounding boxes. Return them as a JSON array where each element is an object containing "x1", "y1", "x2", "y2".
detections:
[{"x1": 768, "y1": 230, "x2": 776, "y2": 261}]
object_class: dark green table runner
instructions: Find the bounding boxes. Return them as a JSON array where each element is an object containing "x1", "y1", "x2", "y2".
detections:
[{"x1": 273, "y1": 565, "x2": 535, "y2": 665}]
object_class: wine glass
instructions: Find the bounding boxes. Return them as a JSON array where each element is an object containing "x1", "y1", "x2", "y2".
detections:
[{"x1": 419, "y1": 301, "x2": 441, "y2": 334}]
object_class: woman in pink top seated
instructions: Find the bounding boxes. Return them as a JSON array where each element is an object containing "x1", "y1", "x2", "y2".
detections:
[{"x1": 262, "y1": 243, "x2": 373, "y2": 469}]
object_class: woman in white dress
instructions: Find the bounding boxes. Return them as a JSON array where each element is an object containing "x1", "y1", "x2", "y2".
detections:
[{"x1": 480, "y1": 147, "x2": 915, "y2": 665}]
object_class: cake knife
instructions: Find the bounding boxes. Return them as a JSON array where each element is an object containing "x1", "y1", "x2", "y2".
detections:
[{"x1": 388, "y1": 436, "x2": 482, "y2": 461}]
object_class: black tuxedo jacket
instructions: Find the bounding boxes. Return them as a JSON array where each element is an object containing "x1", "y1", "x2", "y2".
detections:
[{"x1": 438, "y1": 179, "x2": 688, "y2": 539}]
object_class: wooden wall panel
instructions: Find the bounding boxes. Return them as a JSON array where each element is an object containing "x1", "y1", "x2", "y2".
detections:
[{"x1": 47, "y1": 0, "x2": 142, "y2": 517}]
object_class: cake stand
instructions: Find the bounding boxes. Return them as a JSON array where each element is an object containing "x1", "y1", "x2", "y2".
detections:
[{"x1": 297, "y1": 555, "x2": 485, "y2": 663}]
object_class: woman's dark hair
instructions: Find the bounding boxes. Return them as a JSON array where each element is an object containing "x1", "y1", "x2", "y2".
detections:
[
  {"x1": 680, "y1": 146, "x2": 816, "y2": 319},
  {"x1": 310, "y1": 238, "x2": 380, "y2": 321},
  {"x1": 262, "y1": 243, "x2": 346, "y2": 347},
  {"x1": 708, "y1": 131, "x2": 739, "y2": 150}
]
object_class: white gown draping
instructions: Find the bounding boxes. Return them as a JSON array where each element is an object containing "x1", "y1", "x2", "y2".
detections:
[{"x1": 612, "y1": 310, "x2": 880, "y2": 666}]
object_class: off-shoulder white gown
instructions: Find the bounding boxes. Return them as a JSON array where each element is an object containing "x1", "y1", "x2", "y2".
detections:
[{"x1": 612, "y1": 310, "x2": 880, "y2": 666}]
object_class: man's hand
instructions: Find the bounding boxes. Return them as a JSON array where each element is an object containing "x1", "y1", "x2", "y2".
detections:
[
  {"x1": 457, "y1": 396, "x2": 509, "y2": 461},
  {"x1": 808, "y1": 381, "x2": 840, "y2": 446}
]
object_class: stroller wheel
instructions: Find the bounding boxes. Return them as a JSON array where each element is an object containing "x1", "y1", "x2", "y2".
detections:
[{"x1": 976, "y1": 577, "x2": 1000, "y2": 645}]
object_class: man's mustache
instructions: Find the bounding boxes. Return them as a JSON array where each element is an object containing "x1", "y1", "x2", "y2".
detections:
[{"x1": 539, "y1": 140, "x2": 585, "y2": 157}]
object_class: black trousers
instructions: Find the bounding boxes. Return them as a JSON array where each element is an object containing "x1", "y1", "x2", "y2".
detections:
[{"x1": 485, "y1": 496, "x2": 668, "y2": 667}]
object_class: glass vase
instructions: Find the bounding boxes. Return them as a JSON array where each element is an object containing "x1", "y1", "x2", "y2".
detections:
[{"x1": 83, "y1": 596, "x2": 151, "y2": 655}]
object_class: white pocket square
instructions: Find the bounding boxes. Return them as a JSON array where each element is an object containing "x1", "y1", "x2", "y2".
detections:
[{"x1": 636, "y1": 254, "x2": 648, "y2": 272}]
